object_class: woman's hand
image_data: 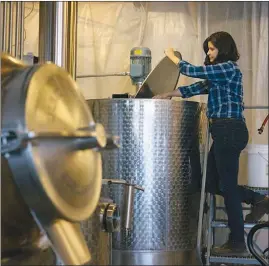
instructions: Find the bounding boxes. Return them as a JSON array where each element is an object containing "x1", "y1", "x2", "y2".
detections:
[
  {"x1": 164, "y1": 48, "x2": 175, "y2": 59},
  {"x1": 164, "y1": 48, "x2": 181, "y2": 65},
  {"x1": 153, "y1": 90, "x2": 182, "y2": 99},
  {"x1": 153, "y1": 92, "x2": 173, "y2": 99}
]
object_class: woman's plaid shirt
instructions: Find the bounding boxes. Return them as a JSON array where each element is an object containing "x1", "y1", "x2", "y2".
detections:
[{"x1": 178, "y1": 60, "x2": 245, "y2": 120}]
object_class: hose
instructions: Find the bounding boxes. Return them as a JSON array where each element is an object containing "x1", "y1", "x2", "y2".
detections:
[
  {"x1": 246, "y1": 222, "x2": 269, "y2": 266},
  {"x1": 258, "y1": 114, "x2": 269, "y2": 134}
]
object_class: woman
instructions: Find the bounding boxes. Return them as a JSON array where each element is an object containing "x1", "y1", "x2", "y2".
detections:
[{"x1": 154, "y1": 31, "x2": 268, "y2": 256}]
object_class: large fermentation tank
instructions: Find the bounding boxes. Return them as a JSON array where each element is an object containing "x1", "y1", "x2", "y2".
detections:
[
  {"x1": 88, "y1": 99, "x2": 207, "y2": 265},
  {"x1": 1, "y1": 53, "x2": 119, "y2": 265}
]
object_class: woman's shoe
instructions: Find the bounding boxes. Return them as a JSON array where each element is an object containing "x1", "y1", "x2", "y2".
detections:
[
  {"x1": 245, "y1": 196, "x2": 269, "y2": 223},
  {"x1": 211, "y1": 239, "x2": 249, "y2": 257}
]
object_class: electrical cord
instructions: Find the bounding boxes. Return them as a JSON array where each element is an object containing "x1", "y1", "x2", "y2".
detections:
[
  {"x1": 24, "y1": 2, "x2": 35, "y2": 19},
  {"x1": 258, "y1": 114, "x2": 269, "y2": 134}
]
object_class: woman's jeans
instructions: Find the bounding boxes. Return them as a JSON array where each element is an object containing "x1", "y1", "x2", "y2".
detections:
[{"x1": 206, "y1": 118, "x2": 264, "y2": 243}]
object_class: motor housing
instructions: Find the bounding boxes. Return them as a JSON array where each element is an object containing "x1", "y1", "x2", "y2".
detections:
[{"x1": 129, "y1": 47, "x2": 151, "y2": 89}]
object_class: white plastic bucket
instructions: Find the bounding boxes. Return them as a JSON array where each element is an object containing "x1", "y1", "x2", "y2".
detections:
[{"x1": 240, "y1": 144, "x2": 268, "y2": 188}]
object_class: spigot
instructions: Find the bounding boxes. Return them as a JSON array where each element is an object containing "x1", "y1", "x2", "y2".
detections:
[
  {"x1": 102, "y1": 179, "x2": 144, "y2": 235},
  {"x1": 123, "y1": 183, "x2": 144, "y2": 234}
]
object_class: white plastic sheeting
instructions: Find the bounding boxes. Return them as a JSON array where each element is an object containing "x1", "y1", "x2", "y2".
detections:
[
  {"x1": 23, "y1": 1, "x2": 268, "y2": 144},
  {"x1": 76, "y1": 2, "x2": 205, "y2": 99},
  {"x1": 20, "y1": 2, "x2": 268, "y2": 249},
  {"x1": 76, "y1": 1, "x2": 268, "y2": 145}
]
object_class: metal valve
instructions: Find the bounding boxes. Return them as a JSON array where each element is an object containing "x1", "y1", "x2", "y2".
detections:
[
  {"x1": 102, "y1": 179, "x2": 144, "y2": 236},
  {"x1": 99, "y1": 202, "x2": 120, "y2": 233}
]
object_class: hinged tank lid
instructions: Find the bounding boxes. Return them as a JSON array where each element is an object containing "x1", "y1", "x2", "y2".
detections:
[
  {"x1": 135, "y1": 51, "x2": 182, "y2": 98},
  {"x1": 1, "y1": 53, "x2": 102, "y2": 222}
]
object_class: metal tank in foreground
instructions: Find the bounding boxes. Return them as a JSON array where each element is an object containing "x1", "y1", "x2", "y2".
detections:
[
  {"x1": 88, "y1": 98, "x2": 207, "y2": 265},
  {"x1": 78, "y1": 178, "x2": 144, "y2": 265},
  {"x1": 80, "y1": 195, "x2": 118, "y2": 265}
]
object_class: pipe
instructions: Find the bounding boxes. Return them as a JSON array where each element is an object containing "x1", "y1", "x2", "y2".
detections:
[
  {"x1": 20, "y1": 2, "x2": 24, "y2": 59},
  {"x1": 54, "y1": 2, "x2": 65, "y2": 67},
  {"x1": 38, "y1": 2, "x2": 56, "y2": 63},
  {"x1": 76, "y1": 72, "x2": 130, "y2": 78},
  {"x1": 39, "y1": 2, "x2": 65, "y2": 66},
  {"x1": 5, "y1": 2, "x2": 10, "y2": 53},
  {"x1": 247, "y1": 222, "x2": 269, "y2": 266},
  {"x1": 14, "y1": 2, "x2": 20, "y2": 57},
  {"x1": 64, "y1": 2, "x2": 78, "y2": 79},
  {"x1": 1, "y1": 2, "x2": 7, "y2": 51},
  {"x1": 7, "y1": 2, "x2": 13, "y2": 54},
  {"x1": 196, "y1": 122, "x2": 210, "y2": 265},
  {"x1": 38, "y1": 2, "x2": 77, "y2": 78}
]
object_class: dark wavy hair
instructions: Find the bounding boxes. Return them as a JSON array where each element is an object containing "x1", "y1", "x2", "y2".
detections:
[{"x1": 203, "y1": 31, "x2": 240, "y2": 65}]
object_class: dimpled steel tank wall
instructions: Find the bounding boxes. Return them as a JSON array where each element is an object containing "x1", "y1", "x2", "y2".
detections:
[{"x1": 88, "y1": 99, "x2": 207, "y2": 265}]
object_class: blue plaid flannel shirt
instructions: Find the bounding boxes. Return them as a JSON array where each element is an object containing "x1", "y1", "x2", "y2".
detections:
[{"x1": 178, "y1": 60, "x2": 245, "y2": 120}]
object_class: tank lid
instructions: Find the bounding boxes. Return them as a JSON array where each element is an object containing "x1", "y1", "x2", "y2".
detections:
[
  {"x1": 1, "y1": 55, "x2": 102, "y2": 222},
  {"x1": 135, "y1": 51, "x2": 182, "y2": 98}
]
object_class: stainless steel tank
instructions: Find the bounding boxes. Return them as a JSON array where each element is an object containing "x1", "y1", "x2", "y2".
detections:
[
  {"x1": 1, "y1": 53, "x2": 118, "y2": 265},
  {"x1": 87, "y1": 99, "x2": 207, "y2": 265}
]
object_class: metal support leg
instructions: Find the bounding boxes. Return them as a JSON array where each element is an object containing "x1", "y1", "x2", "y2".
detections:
[
  {"x1": 7, "y1": 2, "x2": 13, "y2": 54},
  {"x1": 1, "y1": 2, "x2": 7, "y2": 51},
  {"x1": 206, "y1": 194, "x2": 215, "y2": 265},
  {"x1": 196, "y1": 122, "x2": 210, "y2": 265},
  {"x1": 20, "y1": 2, "x2": 24, "y2": 59}
]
